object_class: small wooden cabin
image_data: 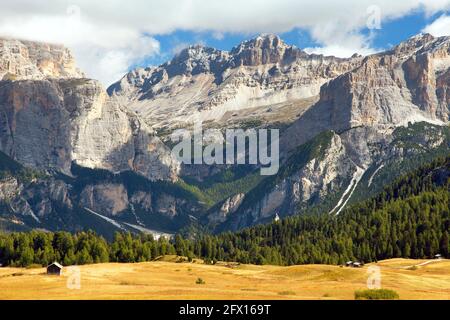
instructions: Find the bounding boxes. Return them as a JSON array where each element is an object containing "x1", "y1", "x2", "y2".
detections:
[
  {"x1": 47, "y1": 262, "x2": 63, "y2": 275},
  {"x1": 345, "y1": 261, "x2": 363, "y2": 268}
]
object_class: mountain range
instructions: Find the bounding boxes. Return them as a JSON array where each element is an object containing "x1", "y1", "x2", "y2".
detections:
[{"x1": 0, "y1": 33, "x2": 449, "y2": 238}]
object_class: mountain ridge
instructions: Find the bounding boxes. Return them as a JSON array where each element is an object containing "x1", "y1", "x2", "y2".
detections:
[
  {"x1": 0, "y1": 37, "x2": 84, "y2": 81},
  {"x1": 108, "y1": 33, "x2": 362, "y2": 131},
  {"x1": 0, "y1": 32, "x2": 448, "y2": 236}
]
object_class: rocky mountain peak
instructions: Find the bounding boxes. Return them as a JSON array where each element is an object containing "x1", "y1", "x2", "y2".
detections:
[
  {"x1": 0, "y1": 39, "x2": 180, "y2": 182},
  {"x1": 165, "y1": 44, "x2": 229, "y2": 77},
  {"x1": 391, "y1": 33, "x2": 437, "y2": 56},
  {"x1": 230, "y1": 33, "x2": 302, "y2": 66},
  {"x1": 1, "y1": 33, "x2": 449, "y2": 235},
  {"x1": 0, "y1": 38, "x2": 84, "y2": 81},
  {"x1": 172, "y1": 45, "x2": 226, "y2": 64},
  {"x1": 283, "y1": 33, "x2": 450, "y2": 153},
  {"x1": 108, "y1": 33, "x2": 362, "y2": 129},
  {"x1": 236, "y1": 33, "x2": 286, "y2": 50}
]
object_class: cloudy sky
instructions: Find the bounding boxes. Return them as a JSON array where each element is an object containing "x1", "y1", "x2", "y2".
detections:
[{"x1": 1, "y1": 0, "x2": 449, "y2": 86}]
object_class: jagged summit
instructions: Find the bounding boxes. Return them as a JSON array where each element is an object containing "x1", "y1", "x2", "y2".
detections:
[
  {"x1": 386, "y1": 32, "x2": 450, "y2": 59},
  {"x1": 107, "y1": 33, "x2": 361, "y2": 129},
  {"x1": 229, "y1": 33, "x2": 304, "y2": 66},
  {"x1": 0, "y1": 39, "x2": 179, "y2": 183},
  {"x1": 231, "y1": 33, "x2": 288, "y2": 52},
  {"x1": 170, "y1": 44, "x2": 227, "y2": 64},
  {"x1": 0, "y1": 33, "x2": 449, "y2": 235},
  {"x1": 0, "y1": 38, "x2": 84, "y2": 80},
  {"x1": 164, "y1": 44, "x2": 229, "y2": 77},
  {"x1": 160, "y1": 34, "x2": 300, "y2": 74},
  {"x1": 391, "y1": 33, "x2": 436, "y2": 55},
  {"x1": 110, "y1": 33, "x2": 337, "y2": 89}
]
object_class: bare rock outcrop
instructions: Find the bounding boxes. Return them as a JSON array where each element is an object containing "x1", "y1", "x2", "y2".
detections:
[
  {"x1": 284, "y1": 34, "x2": 450, "y2": 152},
  {"x1": 0, "y1": 38, "x2": 180, "y2": 181},
  {"x1": 208, "y1": 193, "x2": 245, "y2": 224},
  {"x1": 108, "y1": 34, "x2": 362, "y2": 131},
  {"x1": 225, "y1": 132, "x2": 357, "y2": 229},
  {"x1": 0, "y1": 38, "x2": 84, "y2": 80},
  {"x1": 0, "y1": 176, "x2": 20, "y2": 201},
  {"x1": 80, "y1": 183, "x2": 129, "y2": 216},
  {"x1": 0, "y1": 78, "x2": 179, "y2": 181}
]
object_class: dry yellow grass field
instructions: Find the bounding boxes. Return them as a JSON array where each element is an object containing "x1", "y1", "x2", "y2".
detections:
[{"x1": 0, "y1": 258, "x2": 448, "y2": 300}]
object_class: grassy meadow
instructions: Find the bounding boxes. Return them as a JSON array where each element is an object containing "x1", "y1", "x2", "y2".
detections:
[{"x1": 0, "y1": 257, "x2": 448, "y2": 300}]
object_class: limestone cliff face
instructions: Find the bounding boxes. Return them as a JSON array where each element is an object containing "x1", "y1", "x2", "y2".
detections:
[
  {"x1": 284, "y1": 34, "x2": 450, "y2": 152},
  {"x1": 208, "y1": 193, "x2": 245, "y2": 224},
  {"x1": 1, "y1": 34, "x2": 449, "y2": 235},
  {"x1": 103, "y1": 34, "x2": 450, "y2": 231},
  {"x1": 0, "y1": 176, "x2": 20, "y2": 201},
  {"x1": 108, "y1": 34, "x2": 361, "y2": 131},
  {"x1": 215, "y1": 121, "x2": 449, "y2": 230},
  {"x1": 222, "y1": 133, "x2": 357, "y2": 229},
  {"x1": 229, "y1": 34, "x2": 304, "y2": 66},
  {"x1": 0, "y1": 80, "x2": 73, "y2": 172},
  {"x1": 80, "y1": 183, "x2": 129, "y2": 216},
  {"x1": 0, "y1": 38, "x2": 180, "y2": 181},
  {"x1": 0, "y1": 176, "x2": 72, "y2": 223},
  {"x1": 62, "y1": 79, "x2": 180, "y2": 180},
  {"x1": 0, "y1": 38, "x2": 84, "y2": 80},
  {"x1": 0, "y1": 171, "x2": 204, "y2": 236},
  {"x1": 0, "y1": 78, "x2": 179, "y2": 181}
]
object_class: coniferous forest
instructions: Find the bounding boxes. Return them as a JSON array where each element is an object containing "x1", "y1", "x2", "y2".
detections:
[{"x1": 0, "y1": 157, "x2": 448, "y2": 267}]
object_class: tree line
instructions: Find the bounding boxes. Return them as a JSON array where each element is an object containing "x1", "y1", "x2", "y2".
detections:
[
  {"x1": 0, "y1": 157, "x2": 448, "y2": 267},
  {"x1": 0, "y1": 231, "x2": 180, "y2": 267}
]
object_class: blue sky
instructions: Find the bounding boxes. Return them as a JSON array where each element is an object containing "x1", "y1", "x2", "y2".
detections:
[
  {"x1": 145, "y1": 9, "x2": 448, "y2": 68},
  {"x1": 1, "y1": 1, "x2": 449, "y2": 85}
]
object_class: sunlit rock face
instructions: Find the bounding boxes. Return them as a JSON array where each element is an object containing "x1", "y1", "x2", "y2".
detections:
[
  {"x1": 108, "y1": 34, "x2": 362, "y2": 131},
  {"x1": 0, "y1": 38, "x2": 84, "y2": 81},
  {"x1": 0, "y1": 33, "x2": 449, "y2": 235},
  {"x1": 283, "y1": 34, "x2": 450, "y2": 152},
  {"x1": 0, "y1": 78, "x2": 179, "y2": 181},
  {"x1": 0, "y1": 39, "x2": 180, "y2": 182}
]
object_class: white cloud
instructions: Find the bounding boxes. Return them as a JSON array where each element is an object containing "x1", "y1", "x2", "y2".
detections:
[
  {"x1": 212, "y1": 32, "x2": 225, "y2": 41},
  {"x1": 423, "y1": 15, "x2": 450, "y2": 36},
  {"x1": 305, "y1": 27, "x2": 379, "y2": 58},
  {"x1": 0, "y1": 0, "x2": 449, "y2": 84},
  {"x1": 0, "y1": 3, "x2": 160, "y2": 85},
  {"x1": 170, "y1": 42, "x2": 191, "y2": 56},
  {"x1": 305, "y1": 45, "x2": 375, "y2": 58}
]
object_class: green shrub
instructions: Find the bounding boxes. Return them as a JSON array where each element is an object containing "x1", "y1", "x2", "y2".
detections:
[
  {"x1": 355, "y1": 289, "x2": 399, "y2": 300},
  {"x1": 196, "y1": 277, "x2": 206, "y2": 285}
]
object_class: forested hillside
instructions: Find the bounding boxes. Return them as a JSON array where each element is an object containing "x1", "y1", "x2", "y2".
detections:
[
  {"x1": 0, "y1": 157, "x2": 448, "y2": 267},
  {"x1": 190, "y1": 156, "x2": 449, "y2": 265}
]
